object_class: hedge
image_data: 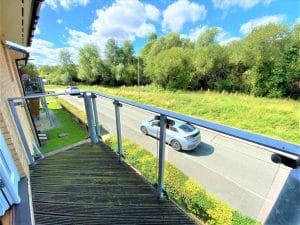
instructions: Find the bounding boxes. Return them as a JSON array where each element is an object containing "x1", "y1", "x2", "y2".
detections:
[
  {"x1": 105, "y1": 136, "x2": 260, "y2": 225},
  {"x1": 56, "y1": 98, "x2": 87, "y2": 124}
]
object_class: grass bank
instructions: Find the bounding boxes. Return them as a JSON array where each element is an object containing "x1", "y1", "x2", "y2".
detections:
[
  {"x1": 41, "y1": 97, "x2": 87, "y2": 153},
  {"x1": 46, "y1": 85, "x2": 299, "y2": 143}
]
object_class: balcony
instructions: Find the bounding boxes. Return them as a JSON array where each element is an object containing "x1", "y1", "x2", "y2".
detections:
[
  {"x1": 30, "y1": 142, "x2": 195, "y2": 225},
  {"x1": 8, "y1": 91, "x2": 300, "y2": 225}
]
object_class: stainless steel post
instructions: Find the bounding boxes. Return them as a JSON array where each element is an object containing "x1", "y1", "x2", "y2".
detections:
[
  {"x1": 91, "y1": 94, "x2": 101, "y2": 138},
  {"x1": 113, "y1": 100, "x2": 123, "y2": 162},
  {"x1": 8, "y1": 100, "x2": 34, "y2": 165},
  {"x1": 157, "y1": 114, "x2": 166, "y2": 200},
  {"x1": 83, "y1": 92, "x2": 98, "y2": 144}
]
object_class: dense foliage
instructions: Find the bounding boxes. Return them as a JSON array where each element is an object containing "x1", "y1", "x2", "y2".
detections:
[{"x1": 38, "y1": 23, "x2": 300, "y2": 98}]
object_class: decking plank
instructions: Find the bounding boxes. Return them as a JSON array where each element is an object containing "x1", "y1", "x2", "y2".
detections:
[{"x1": 31, "y1": 142, "x2": 196, "y2": 225}]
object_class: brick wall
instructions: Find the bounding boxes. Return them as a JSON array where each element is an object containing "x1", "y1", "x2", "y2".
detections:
[{"x1": 0, "y1": 36, "x2": 35, "y2": 177}]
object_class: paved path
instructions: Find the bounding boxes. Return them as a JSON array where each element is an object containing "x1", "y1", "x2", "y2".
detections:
[{"x1": 53, "y1": 90, "x2": 290, "y2": 220}]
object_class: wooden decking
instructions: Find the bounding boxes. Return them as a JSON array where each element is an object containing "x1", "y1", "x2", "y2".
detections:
[{"x1": 30, "y1": 142, "x2": 196, "y2": 225}]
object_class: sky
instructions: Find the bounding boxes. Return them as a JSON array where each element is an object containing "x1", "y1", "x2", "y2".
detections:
[{"x1": 28, "y1": 0, "x2": 300, "y2": 65}]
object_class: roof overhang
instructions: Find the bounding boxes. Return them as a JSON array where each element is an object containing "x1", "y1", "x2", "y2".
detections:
[{"x1": 0, "y1": 0, "x2": 43, "y2": 47}]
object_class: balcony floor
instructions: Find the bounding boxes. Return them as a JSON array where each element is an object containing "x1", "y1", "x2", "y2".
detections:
[{"x1": 30, "y1": 142, "x2": 196, "y2": 225}]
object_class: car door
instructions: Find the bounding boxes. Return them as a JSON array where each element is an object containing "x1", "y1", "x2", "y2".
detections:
[
  {"x1": 166, "y1": 126, "x2": 178, "y2": 143},
  {"x1": 148, "y1": 120, "x2": 160, "y2": 138},
  {"x1": 0, "y1": 129, "x2": 20, "y2": 216}
]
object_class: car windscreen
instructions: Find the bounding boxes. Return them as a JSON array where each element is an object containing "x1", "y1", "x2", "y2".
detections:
[
  {"x1": 179, "y1": 124, "x2": 195, "y2": 132},
  {"x1": 71, "y1": 87, "x2": 79, "y2": 89}
]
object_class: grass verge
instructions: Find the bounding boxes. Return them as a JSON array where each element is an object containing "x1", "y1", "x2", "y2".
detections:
[
  {"x1": 41, "y1": 97, "x2": 87, "y2": 153},
  {"x1": 46, "y1": 84, "x2": 299, "y2": 144}
]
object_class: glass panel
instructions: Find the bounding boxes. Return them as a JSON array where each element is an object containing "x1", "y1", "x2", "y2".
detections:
[
  {"x1": 93, "y1": 94, "x2": 295, "y2": 224},
  {"x1": 96, "y1": 96, "x2": 159, "y2": 184},
  {"x1": 15, "y1": 95, "x2": 88, "y2": 155}
]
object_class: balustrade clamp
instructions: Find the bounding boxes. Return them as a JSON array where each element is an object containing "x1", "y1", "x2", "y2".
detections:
[
  {"x1": 271, "y1": 154, "x2": 300, "y2": 169},
  {"x1": 13, "y1": 101, "x2": 23, "y2": 106},
  {"x1": 113, "y1": 100, "x2": 123, "y2": 163}
]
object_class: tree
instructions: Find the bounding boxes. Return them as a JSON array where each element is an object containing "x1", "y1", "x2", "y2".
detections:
[
  {"x1": 195, "y1": 27, "x2": 219, "y2": 48},
  {"x1": 284, "y1": 24, "x2": 300, "y2": 98},
  {"x1": 141, "y1": 32, "x2": 157, "y2": 58},
  {"x1": 147, "y1": 33, "x2": 191, "y2": 58},
  {"x1": 59, "y1": 49, "x2": 77, "y2": 84},
  {"x1": 145, "y1": 47, "x2": 193, "y2": 89},
  {"x1": 225, "y1": 40, "x2": 251, "y2": 93},
  {"x1": 241, "y1": 24, "x2": 290, "y2": 97},
  {"x1": 122, "y1": 39, "x2": 134, "y2": 64},
  {"x1": 20, "y1": 63, "x2": 38, "y2": 76},
  {"x1": 105, "y1": 38, "x2": 120, "y2": 65},
  {"x1": 78, "y1": 44, "x2": 103, "y2": 84},
  {"x1": 192, "y1": 44, "x2": 229, "y2": 91}
]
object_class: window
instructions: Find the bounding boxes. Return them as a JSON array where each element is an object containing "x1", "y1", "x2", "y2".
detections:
[
  {"x1": 179, "y1": 124, "x2": 195, "y2": 132},
  {"x1": 151, "y1": 120, "x2": 160, "y2": 127},
  {"x1": 169, "y1": 126, "x2": 178, "y2": 132}
]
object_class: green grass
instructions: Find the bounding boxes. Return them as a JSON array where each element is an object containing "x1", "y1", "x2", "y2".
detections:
[
  {"x1": 46, "y1": 84, "x2": 300, "y2": 143},
  {"x1": 41, "y1": 97, "x2": 88, "y2": 153}
]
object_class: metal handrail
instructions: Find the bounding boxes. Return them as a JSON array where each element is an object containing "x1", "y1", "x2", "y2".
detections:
[
  {"x1": 92, "y1": 91, "x2": 300, "y2": 158},
  {"x1": 7, "y1": 91, "x2": 300, "y2": 221},
  {"x1": 8, "y1": 91, "x2": 300, "y2": 158}
]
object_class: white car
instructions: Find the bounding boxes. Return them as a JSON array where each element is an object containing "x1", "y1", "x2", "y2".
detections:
[
  {"x1": 65, "y1": 86, "x2": 80, "y2": 95},
  {"x1": 140, "y1": 117, "x2": 201, "y2": 151}
]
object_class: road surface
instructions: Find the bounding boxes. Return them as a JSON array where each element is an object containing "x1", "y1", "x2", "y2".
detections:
[{"x1": 53, "y1": 91, "x2": 290, "y2": 220}]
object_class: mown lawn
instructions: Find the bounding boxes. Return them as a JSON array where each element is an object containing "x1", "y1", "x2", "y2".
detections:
[
  {"x1": 41, "y1": 97, "x2": 88, "y2": 153},
  {"x1": 47, "y1": 85, "x2": 299, "y2": 144}
]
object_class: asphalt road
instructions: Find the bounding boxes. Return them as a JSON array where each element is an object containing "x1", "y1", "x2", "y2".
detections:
[{"x1": 55, "y1": 91, "x2": 290, "y2": 220}]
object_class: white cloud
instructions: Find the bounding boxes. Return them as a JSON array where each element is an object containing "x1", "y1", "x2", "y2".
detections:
[
  {"x1": 184, "y1": 25, "x2": 208, "y2": 41},
  {"x1": 31, "y1": 0, "x2": 160, "y2": 64},
  {"x1": 28, "y1": 38, "x2": 78, "y2": 65},
  {"x1": 240, "y1": 14, "x2": 286, "y2": 35},
  {"x1": 162, "y1": 0, "x2": 207, "y2": 32},
  {"x1": 212, "y1": 0, "x2": 276, "y2": 10},
  {"x1": 184, "y1": 25, "x2": 240, "y2": 45},
  {"x1": 91, "y1": 0, "x2": 158, "y2": 40},
  {"x1": 219, "y1": 37, "x2": 241, "y2": 45},
  {"x1": 28, "y1": 39, "x2": 61, "y2": 65},
  {"x1": 145, "y1": 4, "x2": 160, "y2": 21},
  {"x1": 57, "y1": 19, "x2": 63, "y2": 24},
  {"x1": 46, "y1": 0, "x2": 89, "y2": 10},
  {"x1": 67, "y1": 29, "x2": 96, "y2": 47}
]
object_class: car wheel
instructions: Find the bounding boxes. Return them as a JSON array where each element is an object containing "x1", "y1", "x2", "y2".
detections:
[
  {"x1": 171, "y1": 140, "x2": 181, "y2": 151},
  {"x1": 140, "y1": 126, "x2": 148, "y2": 135}
]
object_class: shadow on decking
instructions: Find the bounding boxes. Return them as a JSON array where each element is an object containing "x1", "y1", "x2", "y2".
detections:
[{"x1": 30, "y1": 142, "x2": 196, "y2": 225}]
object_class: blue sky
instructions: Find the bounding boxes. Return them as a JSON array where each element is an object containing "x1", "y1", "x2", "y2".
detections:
[{"x1": 29, "y1": 0, "x2": 300, "y2": 65}]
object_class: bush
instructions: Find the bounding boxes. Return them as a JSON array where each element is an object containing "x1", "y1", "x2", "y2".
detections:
[
  {"x1": 232, "y1": 211, "x2": 260, "y2": 225},
  {"x1": 104, "y1": 136, "x2": 259, "y2": 225}
]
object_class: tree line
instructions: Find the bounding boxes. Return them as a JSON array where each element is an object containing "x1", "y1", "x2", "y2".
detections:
[{"x1": 35, "y1": 23, "x2": 299, "y2": 98}]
